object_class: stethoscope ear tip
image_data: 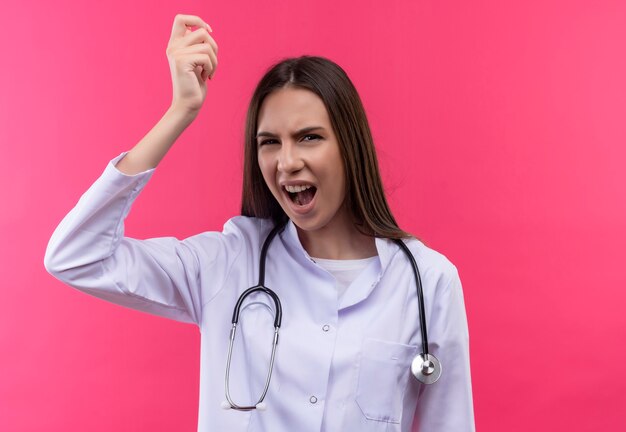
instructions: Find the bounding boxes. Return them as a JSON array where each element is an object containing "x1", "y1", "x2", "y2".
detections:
[
  {"x1": 256, "y1": 402, "x2": 267, "y2": 411},
  {"x1": 221, "y1": 400, "x2": 232, "y2": 410}
]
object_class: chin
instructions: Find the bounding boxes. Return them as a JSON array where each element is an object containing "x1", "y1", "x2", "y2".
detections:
[{"x1": 288, "y1": 214, "x2": 334, "y2": 234}]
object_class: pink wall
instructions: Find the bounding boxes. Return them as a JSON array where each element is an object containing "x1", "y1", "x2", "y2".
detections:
[{"x1": 2, "y1": 0, "x2": 625, "y2": 430}]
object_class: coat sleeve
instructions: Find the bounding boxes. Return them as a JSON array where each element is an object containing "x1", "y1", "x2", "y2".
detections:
[
  {"x1": 412, "y1": 265, "x2": 476, "y2": 431},
  {"x1": 43, "y1": 151, "x2": 239, "y2": 326}
]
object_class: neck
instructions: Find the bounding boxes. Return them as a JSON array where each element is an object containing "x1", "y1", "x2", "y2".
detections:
[{"x1": 295, "y1": 209, "x2": 378, "y2": 260}]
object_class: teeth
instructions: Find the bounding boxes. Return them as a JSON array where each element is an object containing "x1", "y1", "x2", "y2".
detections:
[{"x1": 284, "y1": 184, "x2": 313, "y2": 193}]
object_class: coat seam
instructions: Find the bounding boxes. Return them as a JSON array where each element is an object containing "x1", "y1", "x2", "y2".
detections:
[
  {"x1": 107, "y1": 185, "x2": 137, "y2": 256},
  {"x1": 200, "y1": 225, "x2": 245, "y2": 309}
]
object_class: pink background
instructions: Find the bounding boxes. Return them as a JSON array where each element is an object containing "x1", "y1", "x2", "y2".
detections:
[{"x1": 1, "y1": 0, "x2": 625, "y2": 430}]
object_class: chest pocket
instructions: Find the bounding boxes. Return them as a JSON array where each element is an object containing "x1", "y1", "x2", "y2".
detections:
[{"x1": 355, "y1": 338, "x2": 418, "y2": 424}]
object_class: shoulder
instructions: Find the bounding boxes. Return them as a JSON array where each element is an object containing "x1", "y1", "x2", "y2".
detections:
[
  {"x1": 180, "y1": 216, "x2": 274, "y2": 262},
  {"x1": 222, "y1": 215, "x2": 274, "y2": 236},
  {"x1": 397, "y1": 236, "x2": 460, "y2": 291},
  {"x1": 221, "y1": 216, "x2": 277, "y2": 250}
]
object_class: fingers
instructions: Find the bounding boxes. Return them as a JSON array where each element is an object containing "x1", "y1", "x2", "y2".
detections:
[
  {"x1": 188, "y1": 53, "x2": 213, "y2": 81},
  {"x1": 170, "y1": 14, "x2": 212, "y2": 40},
  {"x1": 181, "y1": 28, "x2": 218, "y2": 55},
  {"x1": 181, "y1": 28, "x2": 217, "y2": 53},
  {"x1": 167, "y1": 14, "x2": 218, "y2": 80},
  {"x1": 177, "y1": 43, "x2": 218, "y2": 80},
  {"x1": 205, "y1": 49, "x2": 217, "y2": 79},
  {"x1": 171, "y1": 15, "x2": 218, "y2": 58}
]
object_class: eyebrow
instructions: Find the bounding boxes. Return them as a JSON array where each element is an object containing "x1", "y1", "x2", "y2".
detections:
[{"x1": 255, "y1": 126, "x2": 327, "y2": 140}]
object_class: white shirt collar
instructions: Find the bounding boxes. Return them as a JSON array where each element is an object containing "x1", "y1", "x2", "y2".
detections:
[{"x1": 279, "y1": 218, "x2": 402, "y2": 309}]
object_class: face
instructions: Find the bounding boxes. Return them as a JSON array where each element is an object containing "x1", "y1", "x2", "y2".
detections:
[{"x1": 256, "y1": 86, "x2": 349, "y2": 234}]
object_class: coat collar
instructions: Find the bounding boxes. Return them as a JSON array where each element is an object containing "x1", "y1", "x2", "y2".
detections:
[{"x1": 279, "y1": 219, "x2": 402, "y2": 309}]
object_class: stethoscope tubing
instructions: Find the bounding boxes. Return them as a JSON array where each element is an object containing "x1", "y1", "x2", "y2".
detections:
[
  {"x1": 393, "y1": 238, "x2": 430, "y2": 355},
  {"x1": 223, "y1": 222, "x2": 440, "y2": 411}
]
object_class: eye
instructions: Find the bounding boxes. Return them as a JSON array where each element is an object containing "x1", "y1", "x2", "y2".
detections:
[
  {"x1": 258, "y1": 138, "x2": 278, "y2": 146},
  {"x1": 302, "y1": 134, "x2": 322, "y2": 142},
  {"x1": 258, "y1": 134, "x2": 322, "y2": 146}
]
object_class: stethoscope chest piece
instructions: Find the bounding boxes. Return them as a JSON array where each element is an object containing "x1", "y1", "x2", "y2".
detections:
[{"x1": 411, "y1": 353, "x2": 442, "y2": 384}]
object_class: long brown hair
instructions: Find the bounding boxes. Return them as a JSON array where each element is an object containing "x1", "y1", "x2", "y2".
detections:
[{"x1": 241, "y1": 55, "x2": 417, "y2": 241}]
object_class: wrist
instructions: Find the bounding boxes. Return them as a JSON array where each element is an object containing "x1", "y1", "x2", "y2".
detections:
[{"x1": 168, "y1": 103, "x2": 200, "y2": 123}]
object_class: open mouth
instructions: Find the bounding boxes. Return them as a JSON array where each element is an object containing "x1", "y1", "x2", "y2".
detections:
[{"x1": 284, "y1": 186, "x2": 317, "y2": 207}]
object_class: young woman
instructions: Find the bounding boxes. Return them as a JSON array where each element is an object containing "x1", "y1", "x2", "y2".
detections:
[{"x1": 44, "y1": 14, "x2": 474, "y2": 432}]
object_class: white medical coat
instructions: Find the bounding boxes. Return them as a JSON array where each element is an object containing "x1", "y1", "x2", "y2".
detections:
[{"x1": 44, "y1": 151, "x2": 475, "y2": 431}]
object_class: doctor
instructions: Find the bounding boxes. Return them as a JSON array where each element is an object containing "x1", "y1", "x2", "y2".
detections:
[{"x1": 44, "y1": 14, "x2": 475, "y2": 432}]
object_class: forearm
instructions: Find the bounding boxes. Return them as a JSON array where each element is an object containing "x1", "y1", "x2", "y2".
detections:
[{"x1": 115, "y1": 105, "x2": 198, "y2": 175}]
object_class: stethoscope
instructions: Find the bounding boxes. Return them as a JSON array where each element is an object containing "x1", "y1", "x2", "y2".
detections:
[{"x1": 222, "y1": 222, "x2": 442, "y2": 411}]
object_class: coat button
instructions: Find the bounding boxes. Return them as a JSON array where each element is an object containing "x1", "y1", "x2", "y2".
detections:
[
  {"x1": 310, "y1": 396, "x2": 318, "y2": 404},
  {"x1": 322, "y1": 324, "x2": 330, "y2": 332}
]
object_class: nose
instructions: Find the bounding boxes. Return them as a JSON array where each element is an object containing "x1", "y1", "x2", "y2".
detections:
[{"x1": 277, "y1": 141, "x2": 304, "y2": 173}]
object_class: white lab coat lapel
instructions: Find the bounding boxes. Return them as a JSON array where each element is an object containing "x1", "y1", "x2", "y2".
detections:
[{"x1": 278, "y1": 220, "x2": 402, "y2": 310}]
